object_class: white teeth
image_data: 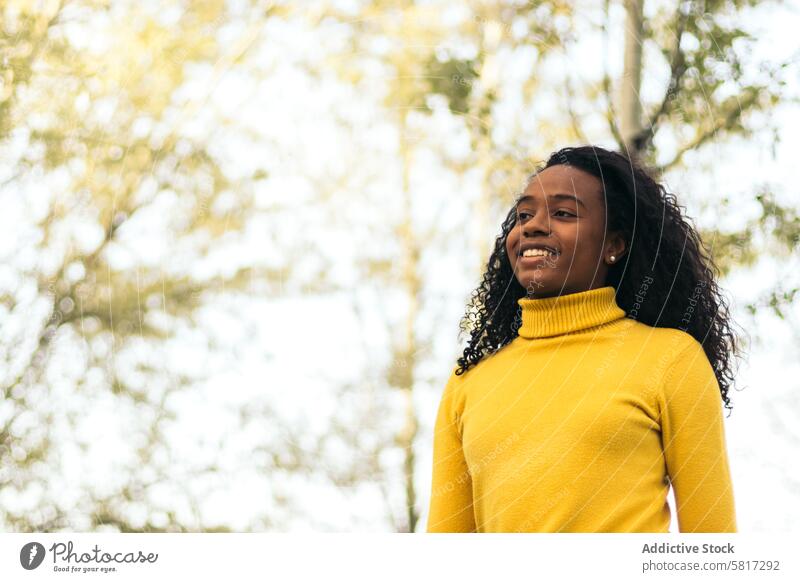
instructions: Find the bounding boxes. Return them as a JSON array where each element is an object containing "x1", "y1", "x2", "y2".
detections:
[{"x1": 522, "y1": 248, "x2": 555, "y2": 257}]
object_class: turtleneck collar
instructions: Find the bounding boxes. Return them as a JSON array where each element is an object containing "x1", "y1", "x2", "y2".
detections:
[{"x1": 517, "y1": 285, "x2": 626, "y2": 339}]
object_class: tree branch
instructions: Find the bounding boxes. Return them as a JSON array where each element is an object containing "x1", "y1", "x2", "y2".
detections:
[
  {"x1": 656, "y1": 89, "x2": 760, "y2": 173},
  {"x1": 635, "y1": 1, "x2": 691, "y2": 151},
  {"x1": 601, "y1": 0, "x2": 625, "y2": 151}
]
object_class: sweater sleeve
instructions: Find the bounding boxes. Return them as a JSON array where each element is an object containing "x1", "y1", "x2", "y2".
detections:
[
  {"x1": 426, "y1": 369, "x2": 477, "y2": 532},
  {"x1": 658, "y1": 338, "x2": 737, "y2": 533}
]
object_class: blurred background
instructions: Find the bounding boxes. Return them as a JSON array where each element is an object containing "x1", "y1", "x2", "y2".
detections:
[{"x1": 0, "y1": 0, "x2": 798, "y2": 532}]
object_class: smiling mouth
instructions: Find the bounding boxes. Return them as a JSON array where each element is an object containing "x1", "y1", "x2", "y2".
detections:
[{"x1": 518, "y1": 254, "x2": 558, "y2": 264}]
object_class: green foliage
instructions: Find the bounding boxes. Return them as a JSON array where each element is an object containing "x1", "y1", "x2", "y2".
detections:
[
  {"x1": 703, "y1": 226, "x2": 757, "y2": 277},
  {"x1": 422, "y1": 56, "x2": 478, "y2": 115},
  {"x1": 0, "y1": 0, "x2": 261, "y2": 533},
  {"x1": 634, "y1": 0, "x2": 788, "y2": 169},
  {"x1": 702, "y1": 187, "x2": 798, "y2": 277},
  {"x1": 754, "y1": 191, "x2": 800, "y2": 253}
]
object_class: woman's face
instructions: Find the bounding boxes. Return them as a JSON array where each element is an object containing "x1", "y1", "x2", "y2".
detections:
[{"x1": 505, "y1": 164, "x2": 626, "y2": 298}]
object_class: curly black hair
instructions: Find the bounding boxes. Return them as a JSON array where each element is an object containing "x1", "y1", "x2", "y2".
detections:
[{"x1": 455, "y1": 145, "x2": 745, "y2": 413}]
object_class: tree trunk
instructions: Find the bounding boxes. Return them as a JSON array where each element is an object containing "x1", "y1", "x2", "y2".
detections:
[
  {"x1": 398, "y1": 109, "x2": 421, "y2": 533},
  {"x1": 620, "y1": 0, "x2": 644, "y2": 156}
]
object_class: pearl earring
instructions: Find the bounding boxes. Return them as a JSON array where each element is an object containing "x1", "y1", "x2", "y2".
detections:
[{"x1": 609, "y1": 255, "x2": 616, "y2": 263}]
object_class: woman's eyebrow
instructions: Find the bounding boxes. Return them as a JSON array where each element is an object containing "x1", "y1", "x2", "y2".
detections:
[{"x1": 516, "y1": 193, "x2": 587, "y2": 209}]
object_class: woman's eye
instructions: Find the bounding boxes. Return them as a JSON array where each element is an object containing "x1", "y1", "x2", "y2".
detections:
[{"x1": 518, "y1": 210, "x2": 575, "y2": 220}]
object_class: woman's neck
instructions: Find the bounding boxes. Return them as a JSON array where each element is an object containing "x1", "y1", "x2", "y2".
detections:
[{"x1": 516, "y1": 285, "x2": 626, "y2": 339}]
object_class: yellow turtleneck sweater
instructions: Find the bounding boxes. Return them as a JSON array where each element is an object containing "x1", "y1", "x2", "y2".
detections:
[{"x1": 426, "y1": 285, "x2": 736, "y2": 533}]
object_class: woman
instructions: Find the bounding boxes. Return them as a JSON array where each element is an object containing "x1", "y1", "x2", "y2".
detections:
[{"x1": 426, "y1": 145, "x2": 742, "y2": 533}]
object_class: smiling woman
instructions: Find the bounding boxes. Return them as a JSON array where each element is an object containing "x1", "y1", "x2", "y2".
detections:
[
  {"x1": 426, "y1": 145, "x2": 743, "y2": 533},
  {"x1": 505, "y1": 164, "x2": 626, "y2": 299}
]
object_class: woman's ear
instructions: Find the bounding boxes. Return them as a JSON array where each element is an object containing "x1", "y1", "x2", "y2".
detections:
[{"x1": 606, "y1": 231, "x2": 627, "y2": 263}]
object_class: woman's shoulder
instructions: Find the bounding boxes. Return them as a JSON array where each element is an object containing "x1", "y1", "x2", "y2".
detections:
[
  {"x1": 621, "y1": 318, "x2": 706, "y2": 360},
  {"x1": 439, "y1": 346, "x2": 507, "y2": 398},
  {"x1": 617, "y1": 322, "x2": 716, "y2": 405}
]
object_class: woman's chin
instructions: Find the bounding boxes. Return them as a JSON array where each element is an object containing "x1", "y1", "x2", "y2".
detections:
[{"x1": 517, "y1": 276, "x2": 561, "y2": 297}]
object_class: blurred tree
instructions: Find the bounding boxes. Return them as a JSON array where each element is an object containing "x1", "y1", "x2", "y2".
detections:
[
  {"x1": 0, "y1": 0, "x2": 314, "y2": 531},
  {"x1": 0, "y1": 0, "x2": 236, "y2": 531},
  {"x1": 598, "y1": 0, "x2": 797, "y2": 321},
  {"x1": 610, "y1": 0, "x2": 787, "y2": 167}
]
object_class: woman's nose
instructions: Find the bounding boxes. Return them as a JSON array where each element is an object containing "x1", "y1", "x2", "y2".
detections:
[{"x1": 523, "y1": 211, "x2": 551, "y2": 236}]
